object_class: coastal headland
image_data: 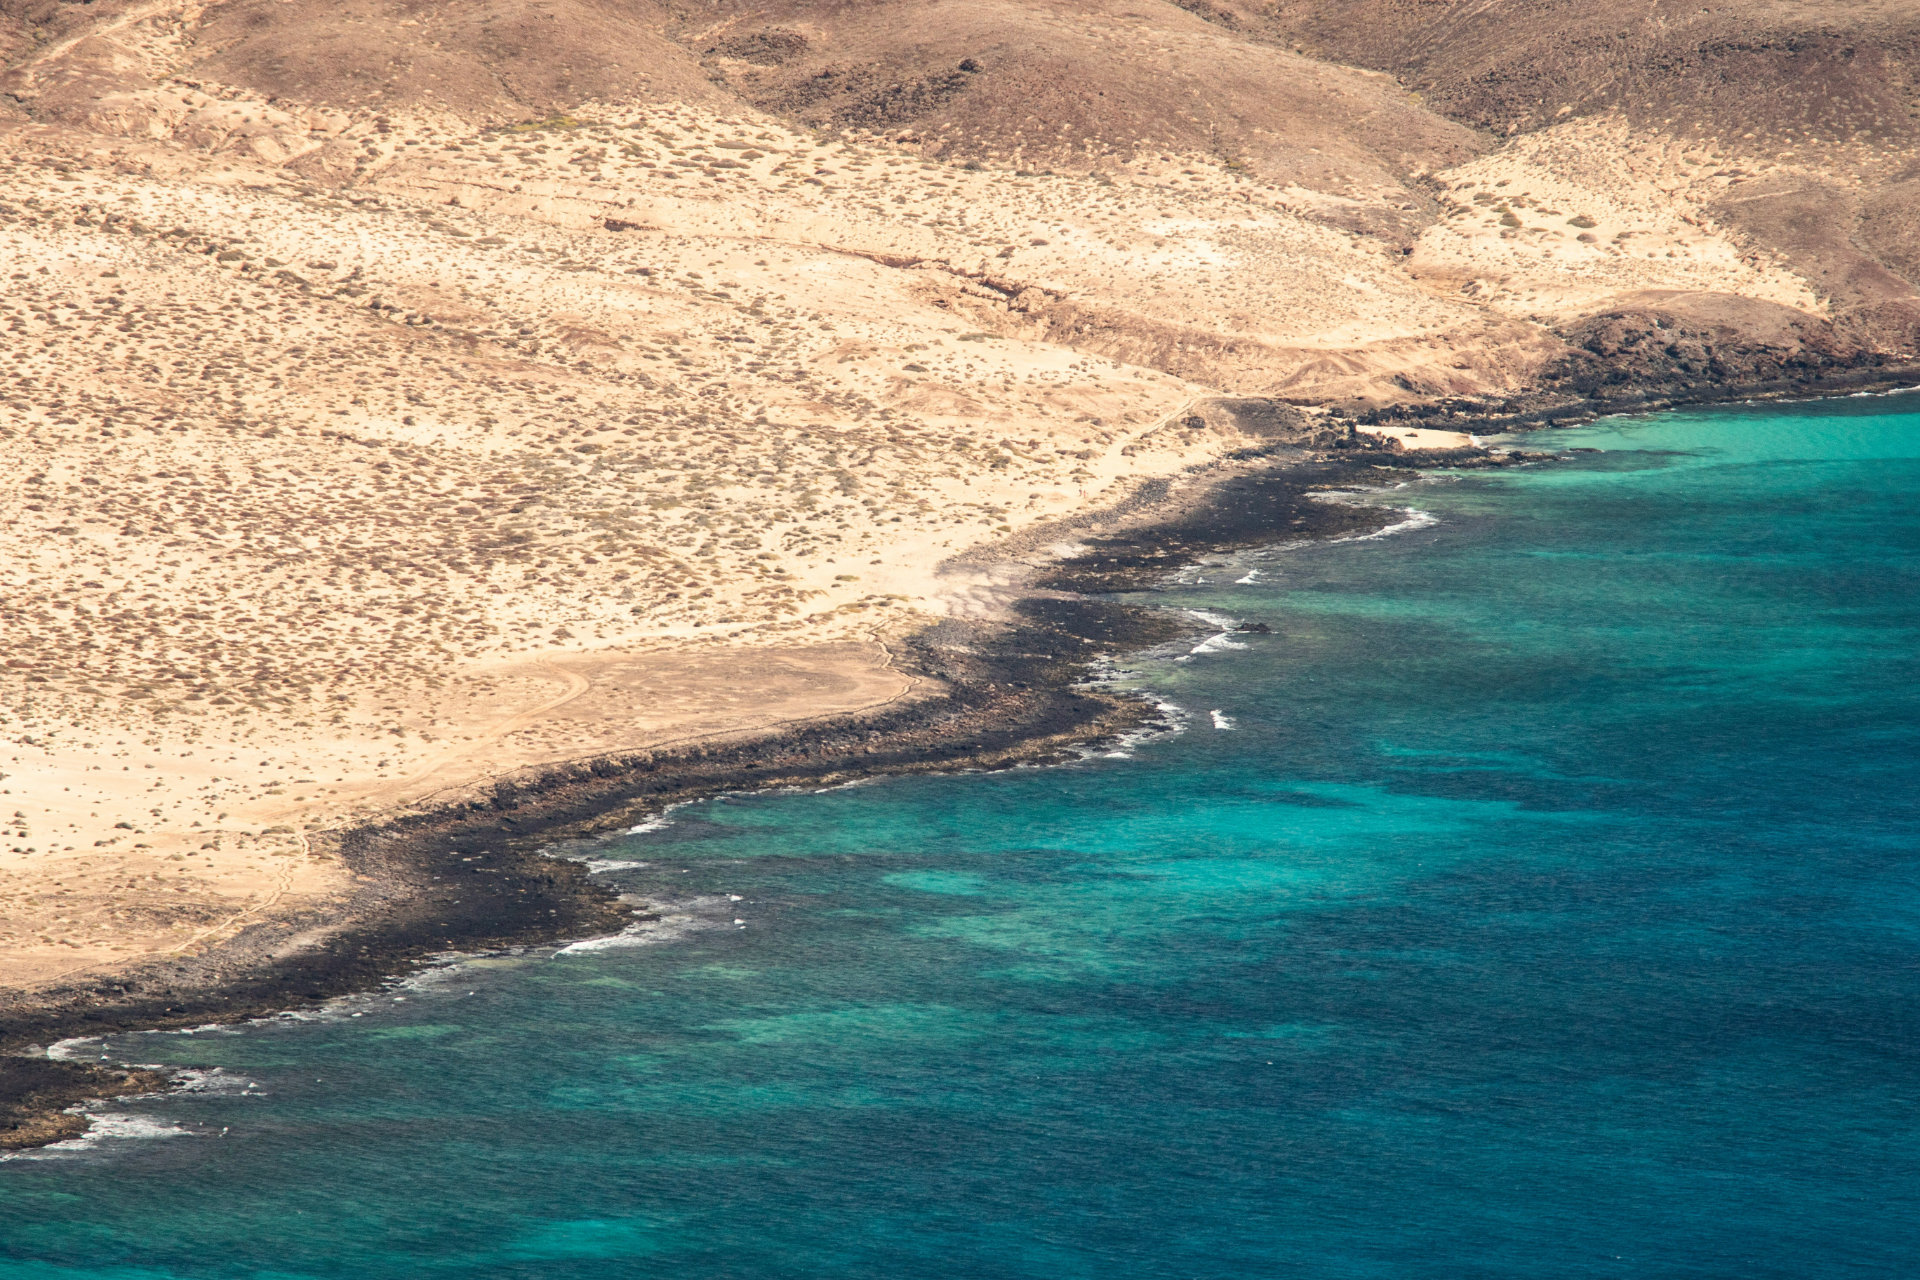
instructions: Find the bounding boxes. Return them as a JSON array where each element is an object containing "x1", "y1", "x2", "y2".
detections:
[{"x1": 5, "y1": 0, "x2": 1920, "y2": 1146}]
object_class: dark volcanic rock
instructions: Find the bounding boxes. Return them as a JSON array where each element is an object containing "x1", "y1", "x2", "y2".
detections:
[
  {"x1": 0, "y1": 442, "x2": 1504, "y2": 1148},
  {"x1": 1541, "y1": 302, "x2": 1879, "y2": 403},
  {"x1": 0, "y1": 589, "x2": 1201, "y2": 1142},
  {"x1": 1036, "y1": 454, "x2": 1451, "y2": 596},
  {"x1": 0, "y1": 1058, "x2": 171, "y2": 1151}
]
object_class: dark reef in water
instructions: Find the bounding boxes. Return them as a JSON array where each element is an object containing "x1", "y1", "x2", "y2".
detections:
[
  {"x1": 1, "y1": 442, "x2": 1524, "y2": 1149},
  {"x1": 0, "y1": 1059, "x2": 173, "y2": 1151}
]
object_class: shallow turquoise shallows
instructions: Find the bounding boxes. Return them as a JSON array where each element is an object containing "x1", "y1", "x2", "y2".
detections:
[{"x1": 5, "y1": 395, "x2": 1918, "y2": 1278}]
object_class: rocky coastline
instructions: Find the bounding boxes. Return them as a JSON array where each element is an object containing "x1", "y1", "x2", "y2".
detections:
[
  {"x1": 11, "y1": 363, "x2": 1916, "y2": 1151},
  {"x1": 1, "y1": 430, "x2": 1454, "y2": 1150},
  {"x1": 1340, "y1": 314, "x2": 1920, "y2": 433}
]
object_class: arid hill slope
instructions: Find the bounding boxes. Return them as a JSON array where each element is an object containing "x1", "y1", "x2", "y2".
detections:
[
  {"x1": 1239, "y1": 0, "x2": 1920, "y2": 347},
  {"x1": 0, "y1": 0, "x2": 1916, "y2": 992}
]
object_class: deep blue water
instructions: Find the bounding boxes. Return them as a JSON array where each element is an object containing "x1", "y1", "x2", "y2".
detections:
[{"x1": 4, "y1": 396, "x2": 1918, "y2": 1278}]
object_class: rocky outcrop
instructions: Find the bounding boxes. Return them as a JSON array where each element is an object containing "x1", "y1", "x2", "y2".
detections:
[{"x1": 1541, "y1": 294, "x2": 1887, "y2": 403}]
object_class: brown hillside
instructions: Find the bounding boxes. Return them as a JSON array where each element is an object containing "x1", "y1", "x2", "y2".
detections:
[
  {"x1": 676, "y1": 0, "x2": 1481, "y2": 190},
  {"x1": 1233, "y1": 0, "x2": 1920, "y2": 344},
  {"x1": 187, "y1": 0, "x2": 727, "y2": 117},
  {"x1": 1237, "y1": 0, "x2": 1920, "y2": 150}
]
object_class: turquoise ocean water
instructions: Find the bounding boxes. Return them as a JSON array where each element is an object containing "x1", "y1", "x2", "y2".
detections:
[{"x1": 3, "y1": 396, "x2": 1917, "y2": 1277}]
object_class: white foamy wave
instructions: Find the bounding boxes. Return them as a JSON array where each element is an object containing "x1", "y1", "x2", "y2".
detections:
[
  {"x1": 45, "y1": 1036, "x2": 100, "y2": 1061},
  {"x1": 1183, "y1": 608, "x2": 1238, "y2": 628},
  {"x1": 56, "y1": 1024, "x2": 232, "y2": 1058},
  {"x1": 554, "y1": 903, "x2": 714, "y2": 954},
  {"x1": 531, "y1": 805, "x2": 688, "y2": 873},
  {"x1": 1210, "y1": 710, "x2": 1237, "y2": 730},
  {"x1": 271, "y1": 1007, "x2": 339, "y2": 1023},
  {"x1": 585, "y1": 858, "x2": 649, "y2": 873},
  {"x1": 1347, "y1": 509, "x2": 1439, "y2": 542},
  {"x1": 171, "y1": 1067, "x2": 248, "y2": 1094},
  {"x1": 554, "y1": 920, "x2": 694, "y2": 954},
  {"x1": 1234, "y1": 568, "x2": 1264, "y2": 584},
  {"x1": 1308, "y1": 498, "x2": 1439, "y2": 545},
  {"x1": 391, "y1": 955, "x2": 490, "y2": 994},
  {"x1": 1187, "y1": 632, "x2": 1250, "y2": 656},
  {"x1": 2, "y1": 1110, "x2": 191, "y2": 1161},
  {"x1": 796, "y1": 774, "x2": 882, "y2": 793},
  {"x1": 1093, "y1": 698, "x2": 1190, "y2": 759}
]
